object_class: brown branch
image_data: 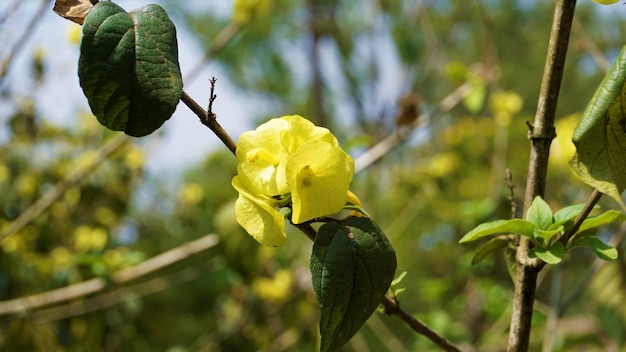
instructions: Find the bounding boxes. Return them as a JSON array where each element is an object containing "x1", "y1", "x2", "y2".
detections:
[
  {"x1": 34, "y1": 265, "x2": 205, "y2": 323},
  {"x1": 0, "y1": 234, "x2": 219, "y2": 316},
  {"x1": 181, "y1": 90, "x2": 237, "y2": 155},
  {"x1": 509, "y1": 1, "x2": 577, "y2": 351},
  {"x1": 381, "y1": 296, "x2": 461, "y2": 352},
  {"x1": 183, "y1": 23, "x2": 241, "y2": 83},
  {"x1": 0, "y1": 134, "x2": 129, "y2": 245},
  {"x1": 354, "y1": 81, "x2": 472, "y2": 173}
]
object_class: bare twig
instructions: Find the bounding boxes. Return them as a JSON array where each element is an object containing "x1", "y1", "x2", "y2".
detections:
[
  {"x1": 180, "y1": 90, "x2": 237, "y2": 154},
  {"x1": 505, "y1": 168, "x2": 519, "y2": 219},
  {"x1": 34, "y1": 265, "x2": 205, "y2": 323},
  {"x1": 0, "y1": 134, "x2": 129, "y2": 245},
  {"x1": 509, "y1": 1, "x2": 577, "y2": 351},
  {"x1": 0, "y1": 234, "x2": 219, "y2": 316},
  {"x1": 558, "y1": 190, "x2": 603, "y2": 246},
  {"x1": 183, "y1": 23, "x2": 241, "y2": 83},
  {"x1": 0, "y1": 0, "x2": 51, "y2": 85},
  {"x1": 354, "y1": 81, "x2": 472, "y2": 173},
  {"x1": 381, "y1": 296, "x2": 461, "y2": 352}
]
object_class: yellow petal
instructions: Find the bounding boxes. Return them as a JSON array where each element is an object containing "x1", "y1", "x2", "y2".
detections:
[
  {"x1": 236, "y1": 119, "x2": 290, "y2": 195},
  {"x1": 232, "y1": 176, "x2": 286, "y2": 246},
  {"x1": 287, "y1": 141, "x2": 354, "y2": 223},
  {"x1": 281, "y1": 115, "x2": 337, "y2": 153}
]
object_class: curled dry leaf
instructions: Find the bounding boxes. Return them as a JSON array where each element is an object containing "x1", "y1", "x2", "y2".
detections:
[{"x1": 53, "y1": 0, "x2": 99, "y2": 25}]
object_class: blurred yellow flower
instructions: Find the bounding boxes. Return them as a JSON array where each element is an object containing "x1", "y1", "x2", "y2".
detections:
[
  {"x1": 178, "y1": 182, "x2": 204, "y2": 205},
  {"x1": 232, "y1": 0, "x2": 273, "y2": 25},
  {"x1": 124, "y1": 146, "x2": 144, "y2": 170},
  {"x1": 73, "y1": 226, "x2": 108, "y2": 253},
  {"x1": 252, "y1": 269, "x2": 294, "y2": 303},
  {"x1": 67, "y1": 23, "x2": 82, "y2": 45}
]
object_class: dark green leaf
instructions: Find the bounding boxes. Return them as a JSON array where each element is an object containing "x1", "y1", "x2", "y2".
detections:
[
  {"x1": 570, "y1": 46, "x2": 626, "y2": 208},
  {"x1": 530, "y1": 242, "x2": 564, "y2": 264},
  {"x1": 459, "y1": 219, "x2": 535, "y2": 243},
  {"x1": 526, "y1": 196, "x2": 553, "y2": 230},
  {"x1": 572, "y1": 236, "x2": 618, "y2": 261},
  {"x1": 79, "y1": 1, "x2": 182, "y2": 137},
  {"x1": 471, "y1": 235, "x2": 510, "y2": 265},
  {"x1": 310, "y1": 217, "x2": 397, "y2": 352}
]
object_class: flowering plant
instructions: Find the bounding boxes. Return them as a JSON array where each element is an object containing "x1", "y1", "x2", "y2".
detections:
[{"x1": 232, "y1": 115, "x2": 355, "y2": 246}]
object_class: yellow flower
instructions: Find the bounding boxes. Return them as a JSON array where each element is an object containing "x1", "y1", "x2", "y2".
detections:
[{"x1": 233, "y1": 115, "x2": 354, "y2": 246}]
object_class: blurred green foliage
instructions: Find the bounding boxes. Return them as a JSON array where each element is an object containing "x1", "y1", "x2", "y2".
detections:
[{"x1": 0, "y1": 1, "x2": 625, "y2": 351}]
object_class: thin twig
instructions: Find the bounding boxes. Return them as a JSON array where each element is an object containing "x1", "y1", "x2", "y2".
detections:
[
  {"x1": 34, "y1": 264, "x2": 206, "y2": 323},
  {"x1": 381, "y1": 296, "x2": 461, "y2": 352},
  {"x1": 505, "y1": 168, "x2": 518, "y2": 219},
  {"x1": 0, "y1": 0, "x2": 51, "y2": 85},
  {"x1": 558, "y1": 189, "x2": 603, "y2": 246},
  {"x1": 0, "y1": 134, "x2": 129, "y2": 245},
  {"x1": 207, "y1": 77, "x2": 218, "y2": 116},
  {"x1": 183, "y1": 23, "x2": 241, "y2": 84},
  {"x1": 354, "y1": 81, "x2": 472, "y2": 173},
  {"x1": 510, "y1": 1, "x2": 577, "y2": 351},
  {"x1": 0, "y1": 234, "x2": 219, "y2": 316},
  {"x1": 180, "y1": 90, "x2": 237, "y2": 154}
]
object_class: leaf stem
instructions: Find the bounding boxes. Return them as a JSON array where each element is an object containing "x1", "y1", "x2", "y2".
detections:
[{"x1": 510, "y1": 1, "x2": 577, "y2": 351}]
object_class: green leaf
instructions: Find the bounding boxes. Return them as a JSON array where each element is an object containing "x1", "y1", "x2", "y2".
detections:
[
  {"x1": 570, "y1": 45, "x2": 626, "y2": 208},
  {"x1": 79, "y1": 1, "x2": 182, "y2": 137},
  {"x1": 530, "y1": 242, "x2": 564, "y2": 264},
  {"x1": 471, "y1": 236, "x2": 510, "y2": 265},
  {"x1": 526, "y1": 196, "x2": 553, "y2": 230},
  {"x1": 577, "y1": 210, "x2": 626, "y2": 234},
  {"x1": 459, "y1": 219, "x2": 535, "y2": 243},
  {"x1": 573, "y1": 236, "x2": 618, "y2": 261},
  {"x1": 535, "y1": 226, "x2": 563, "y2": 245},
  {"x1": 310, "y1": 217, "x2": 397, "y2": 352},
  {"x1": 553, "y1": 204, "x2": 586, "y2": 224}
]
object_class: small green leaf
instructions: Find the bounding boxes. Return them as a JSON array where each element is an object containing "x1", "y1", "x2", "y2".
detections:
[
  {"x1": 576, "y1": 210, "x2": 626, "y2": 234},
  {"x1": 390, "y1": 271, "x2": 407, "y2": 286},
  {"x1": 79, "y1": 1, "x2": 182, "y2": 137},
  {"x1": 526, "y1": 196, "x2": 553, "y2": 230},
  {"x1": 471, "y1": 236, "x2": 510, "y2": 265},
  {"x1": 535, "y1": 226, "x2": 563, "y2": 245},
  {"x1": 530, "y1": 242, "x2": 564, "y2": 264},
  {"x1": 310, "y1": 217, "x2": 397, "y2": 352},
  {"x1": 459, "y1": 219, "x2": 535, "y2": 243},
  {"x1": 573, "y1": 236, "x2": 618, "y2": 261},
  {"x1": 553, "y1": 204, "x2": 586, "y2": 224},
  {"x1": 570, "y1": 45, "x2": 626, "y2": 208}
]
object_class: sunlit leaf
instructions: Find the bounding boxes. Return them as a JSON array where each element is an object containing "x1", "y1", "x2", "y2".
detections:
[
  {"x1": 471, "y1": 235, "x2": 510, "y2": 265},
  {"x1": 576, "y1": 210, "x2": 626, "y2": 235},
  {"x1": 573, "y1": 236, "x2": 618, "y2": 261},
  {"x1": 526, "y1": 196, "x2": 553, "y2": 230},
  {"x1": 459, "y1": 219, "x2": 535, "y2": 243},
  {"x1": 530, "y1": 242, "x2": 564, "y2": 264},
  {"x1": 570, "y1": 46, "x2": 626, "y2": 208}
]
